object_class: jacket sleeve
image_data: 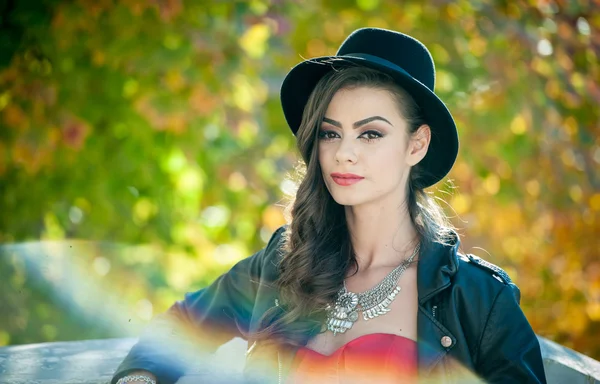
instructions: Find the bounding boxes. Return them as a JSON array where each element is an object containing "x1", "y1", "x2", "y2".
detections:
[
  {"x1": 475, "y1": 284, "x2": 547, "y2": 383},
  {"x1": 110, "y1": 226, "x2": 286, "y2": 384}
]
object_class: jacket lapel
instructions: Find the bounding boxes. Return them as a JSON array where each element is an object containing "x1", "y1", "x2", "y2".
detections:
[
  {"x1": 417, "y1": 234, "x2": 460, "y2": 304},
  {"x1": 416, "y1": 233, "x2": 460, "y2": 377}
]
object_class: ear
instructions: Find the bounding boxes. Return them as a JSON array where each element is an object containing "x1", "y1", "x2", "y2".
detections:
[{"x1": 406, "y1": 124, "x2": 431, "y2": 166}]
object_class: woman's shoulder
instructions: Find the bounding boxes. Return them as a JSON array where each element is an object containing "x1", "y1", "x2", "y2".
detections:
[
  {"x1": 454, "y1": 252, "x2": 521, "y2": 304},
  {"x1": 255, "y1": 224, "x2": 288, "y2": 280},
  {"x1": 263, "y1": 224, "x2": 288, "y2": 259}
]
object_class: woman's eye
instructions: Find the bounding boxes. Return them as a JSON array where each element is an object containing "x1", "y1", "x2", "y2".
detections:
[
  {"x1": 361, "y1": 130, "x2": 383, "y2": 141},
  {"x1": 318, "y1": 130, "x2": 337, "y2": 140},
  {"x1": 318, "y1": 130, "x2": 383, "y2": 142}
]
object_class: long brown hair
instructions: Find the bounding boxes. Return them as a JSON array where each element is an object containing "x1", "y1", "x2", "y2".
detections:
[{"x1": 255, "y1": 64, "x2": 457, "y2": 346}]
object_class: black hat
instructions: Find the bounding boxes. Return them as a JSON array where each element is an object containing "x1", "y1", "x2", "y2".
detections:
[{"x1": 280, "y1": 28, "x2": 459, "y2": 188}]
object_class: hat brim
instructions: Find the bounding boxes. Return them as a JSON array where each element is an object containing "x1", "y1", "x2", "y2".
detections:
[{"x1": 280, "y1": 54, "x2": 459, "y2": 188}]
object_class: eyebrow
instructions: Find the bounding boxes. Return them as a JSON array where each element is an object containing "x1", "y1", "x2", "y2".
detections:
[{"x1": 322, "y1": 116, "x2": 394, "y2": 129}]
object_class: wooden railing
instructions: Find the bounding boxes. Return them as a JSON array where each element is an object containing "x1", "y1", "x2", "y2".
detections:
[{"x1": 0, "y1": 336, "x2": 598, "y2": 383}]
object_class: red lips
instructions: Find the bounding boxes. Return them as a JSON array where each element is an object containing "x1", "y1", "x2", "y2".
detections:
[
  {"x1": 331, "y1": 173, "x2": 364, "y2": 186},
  {"x1": 330, "y1": 173, "x2": 364, "y2": 179}
]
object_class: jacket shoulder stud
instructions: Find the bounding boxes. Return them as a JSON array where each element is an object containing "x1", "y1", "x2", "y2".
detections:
[{"x1": 465, "y1": 253, "x2": 513, "y2": 285}]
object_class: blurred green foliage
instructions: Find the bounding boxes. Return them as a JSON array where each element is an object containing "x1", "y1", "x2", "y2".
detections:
[{"x1": 0, "y1": 0, "x2": 599, "y2": 360}]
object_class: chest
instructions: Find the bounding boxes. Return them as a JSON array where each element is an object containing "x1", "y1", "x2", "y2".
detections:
[
  {"x1": 246, "y1": 275, "x2": 489, "y2": 384},
  {"x1": 305, "y1": 269, "x2": 419, "y2": 356}
]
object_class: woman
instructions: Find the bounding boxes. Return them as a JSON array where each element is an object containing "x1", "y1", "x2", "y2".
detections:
[{"x1": 112, "y1": 28, "x2": 547, "y2": 384}]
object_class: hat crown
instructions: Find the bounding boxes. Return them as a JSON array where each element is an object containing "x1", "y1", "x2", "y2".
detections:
[{"x1": 336, "y1": 28, "x2": 435, "y2": 91}]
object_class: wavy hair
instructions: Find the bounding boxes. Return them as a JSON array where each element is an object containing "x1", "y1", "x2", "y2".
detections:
[{"x1": 255, "y1": 64, "x2": 457, "y2": 347}]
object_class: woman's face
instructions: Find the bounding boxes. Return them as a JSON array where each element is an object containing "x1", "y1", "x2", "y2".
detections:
[{"x1": 318, "y1": 86, "x2": 426, "y2": 208}]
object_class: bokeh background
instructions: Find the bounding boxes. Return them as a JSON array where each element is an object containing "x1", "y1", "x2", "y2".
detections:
[{"x1": 0, "y1": 0, "x2": 598, "y2": 361}]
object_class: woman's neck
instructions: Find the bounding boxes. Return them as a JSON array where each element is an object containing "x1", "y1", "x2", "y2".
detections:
[{"x1": 344, "y1": 202, "x2": 419, "y2": 271}]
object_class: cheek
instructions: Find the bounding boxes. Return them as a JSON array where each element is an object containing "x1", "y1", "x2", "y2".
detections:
[
  {"x1": 317, "y1": 148, "x2": 325, "y2": 166},
  {"x1": 368, "y1": 149, "x2": 408, "y2": 185},
  {"x1": 318, "y1": 146, "x2": 332, "y2": 164},
  {"x1": 371, "y1": 147, "x2": 404, "y2": 167}
]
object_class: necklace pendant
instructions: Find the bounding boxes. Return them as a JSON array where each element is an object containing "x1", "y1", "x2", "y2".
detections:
[
  {"x1": 326, "y1": 310, "x2": 357, "y2": 334},
  {"x1": 325, "y1": 242, "x2": 419, "y2": 334},
  {"x1": 326, "y1": 292, "x2": 359, "y2": 335}
]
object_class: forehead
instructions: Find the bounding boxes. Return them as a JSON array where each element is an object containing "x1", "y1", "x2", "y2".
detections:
[{"x1": 325, "y1": 86, "x2": 402, "y2": 118}]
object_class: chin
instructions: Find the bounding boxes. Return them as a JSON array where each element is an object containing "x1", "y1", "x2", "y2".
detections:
[{"x1": 329, "y1": 192, "x2": 366, "y2": 206}]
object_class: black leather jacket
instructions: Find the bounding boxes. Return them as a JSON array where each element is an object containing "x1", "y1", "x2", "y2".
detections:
[{"x1": 112, "y1": 225, "x2": 547, "y2": 384}]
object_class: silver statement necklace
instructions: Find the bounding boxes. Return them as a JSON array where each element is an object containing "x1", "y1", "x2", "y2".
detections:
[{"x1": 325, "y1": 243, "x2": 420, "y2": 335}]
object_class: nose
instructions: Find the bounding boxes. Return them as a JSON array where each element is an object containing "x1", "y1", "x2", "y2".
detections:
[{"x1": 334, "y1": 136, "x2": 358, "y2": 164}]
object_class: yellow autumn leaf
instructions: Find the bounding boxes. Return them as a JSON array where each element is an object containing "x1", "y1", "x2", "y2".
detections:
[
  {"x1": 589, "y1": 194, "x2": 600, "y2": 211},
  {"x1": 263, "y1": 205, "x2": 285, "y2": 231},
  {"x1": 587, "y1": 302, "x2": 600, "y2": 322},
  {"x1": 239, "y1": 23, "x2": 271, "y2": 59},
  {"x1": 451, "y1": 194, "x2": 471, "y2": 215},
  {"x1": 483, "y1": 174, "x2": 500, "y2": 195},
  {"x1": 510, "y1": 114, "x2": 527, "y2": 135}
]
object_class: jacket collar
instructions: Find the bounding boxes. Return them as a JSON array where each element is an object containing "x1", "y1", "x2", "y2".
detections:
[{"x1": 417, "y1": 231, "x2": 460, "y2": 304}]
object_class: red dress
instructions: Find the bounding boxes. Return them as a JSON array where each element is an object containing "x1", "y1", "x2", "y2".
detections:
[{"x1": 286, "y1": 333, "x2": 418, "y2": 384}]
